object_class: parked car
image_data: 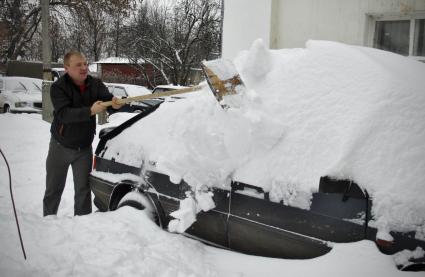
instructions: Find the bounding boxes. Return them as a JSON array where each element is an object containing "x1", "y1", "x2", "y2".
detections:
[
  {"x1": 51, "y1": 68, "x2": 66, "y2": 81},
  {"x1": 0, "y1": 76, "x2": 42, "y2": 113},
  {"x1": 151, "y1": 85, "x2": 189, "y2": 101},
  {"x1": 105, "y1": 83, "x2": 158, "y2": 113},
  {"x1": 89, "y1": 105, "x2": 425, "y2": 272}
]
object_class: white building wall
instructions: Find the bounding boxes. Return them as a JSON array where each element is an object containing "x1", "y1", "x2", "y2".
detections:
[
  {"x1": 274, "y1": 0, "x2": 425, "y2": 48},
  {"x1": 222, "y1": 0, "x2": 272, "y2": 59},
  {"x1": 222, "y1": 0, "x2": 425, "y2": 58}
]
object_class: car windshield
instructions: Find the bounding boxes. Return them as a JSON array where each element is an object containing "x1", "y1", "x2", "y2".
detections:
[
  {"x1": 5, "y1": 80, "x2": 26, "y2": 92},
  {"x1": 19, "y1": 79, "x2": 42, "y2": 94},
  {"x1": 27, "y1": 81, "x2": 42, "y2": 93}
]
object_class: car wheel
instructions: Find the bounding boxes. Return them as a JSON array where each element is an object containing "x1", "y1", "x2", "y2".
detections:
[
  {"x1": 3, "y1": 105, "x2": 10, "y2": 113},
  {"x1": 117, "y1": 191, "x2": 163, "y2": 228}
]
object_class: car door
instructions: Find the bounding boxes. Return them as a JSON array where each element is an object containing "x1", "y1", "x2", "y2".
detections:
[
  {"x1": 228, "y1": 182, "x2": 333, "y2": 259},
  {"x1": 185, "y1": 186, "x2": 230, "y2": 248},
  {"x1": 146, "y1": 171, "x2": 230, "y2": 248}
]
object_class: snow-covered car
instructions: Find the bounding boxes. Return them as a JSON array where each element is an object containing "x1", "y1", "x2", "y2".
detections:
[
  {"x1": 0, "y1": 76, "x2": 42, "y2": 113},
  {"x1": 90, "y1": 108, "x2": 425, "y2": 272},
  {"x1": 89, "y1": 41, "x2": 425, "y2": 272},
  {"x1": 105, "y1": 83, "x2": 160, "y2": 113}
]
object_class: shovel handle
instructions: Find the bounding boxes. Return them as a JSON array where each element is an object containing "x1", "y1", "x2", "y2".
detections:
[{"x1": 101, "y1": 85, "x2": 202, "y2": 107}]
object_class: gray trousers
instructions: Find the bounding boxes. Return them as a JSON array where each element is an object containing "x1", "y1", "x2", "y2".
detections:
[{"x1": 43, "y1": 137, "x2": 93, "y2": 216}]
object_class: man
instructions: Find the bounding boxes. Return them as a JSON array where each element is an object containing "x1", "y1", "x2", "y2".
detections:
[{"x1": 43, "y1": 51, "x2": 122, "y2": 216}]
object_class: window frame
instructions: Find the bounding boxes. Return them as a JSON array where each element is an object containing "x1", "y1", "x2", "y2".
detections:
[{"x1": 366, "y1": 11, "x2": 425, "y2": 61}]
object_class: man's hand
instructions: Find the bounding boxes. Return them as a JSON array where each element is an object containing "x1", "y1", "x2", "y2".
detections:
[
  {"x1": 90, "y1": 101, "x2": 107, "y2": 116},
  {"x1": 111, "y1": 97, "x2": 124, "y2": 110}
]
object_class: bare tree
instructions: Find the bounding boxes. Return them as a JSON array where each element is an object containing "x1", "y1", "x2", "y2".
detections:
[
  {"x1": 65, "y1": 0, "x2": 136, "y2": 61},
  {"x1": 0, "y1": 0, "x2": 136, "y2": 63},
  {"x1": 1, "y1": 0, "x2": 42, "y2": 62},
  {"x1": 1, "y1": 0, "x2": 220, "y2": 85},
  {"x1": 122, "y1": 0, "x2": 222, "y2": 86}
]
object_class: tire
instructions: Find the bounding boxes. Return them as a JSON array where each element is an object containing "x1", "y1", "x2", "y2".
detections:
[
  {"x1": 3, "y1": 105, "x2": 10, "y2": 113},
  {"x1": 117, "y1": 191, "x2": 163, "y2": 228}
]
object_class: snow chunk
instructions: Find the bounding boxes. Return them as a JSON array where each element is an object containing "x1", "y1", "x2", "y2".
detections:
[
  {"x1": 393, "y1": 247, "x2": 425, "y2": 269},
  {"x1": 168, "y1": 191, "x2": 216, "y2": 233}
]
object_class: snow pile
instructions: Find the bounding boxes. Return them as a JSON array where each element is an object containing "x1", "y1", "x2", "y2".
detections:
[{"x1": 103, "y1": 40, "x2": 425, "y2": 237}]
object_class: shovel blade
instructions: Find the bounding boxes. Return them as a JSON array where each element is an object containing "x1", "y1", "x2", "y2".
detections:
[{"x1": 201, "y1": 59, "x2": 246, "y2": 108}]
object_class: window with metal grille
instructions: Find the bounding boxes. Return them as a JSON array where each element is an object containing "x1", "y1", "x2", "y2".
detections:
[{"x1": 369, "y1": 13, "x2": 425, "y2": 62}]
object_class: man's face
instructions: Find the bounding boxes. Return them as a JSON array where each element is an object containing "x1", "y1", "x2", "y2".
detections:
[{"x1": 65, "y1": 54, "x2": 88, "y2": 85}]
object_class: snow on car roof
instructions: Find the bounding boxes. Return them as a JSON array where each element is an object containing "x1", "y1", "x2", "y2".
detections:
[{"x1": 103, "y1": 40, "x2": 425, "y2": 238}]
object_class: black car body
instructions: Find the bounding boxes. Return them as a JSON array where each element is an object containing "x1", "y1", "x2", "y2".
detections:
[{"x1": 90, "y1": 105, "x2": 425, "y2": 272}]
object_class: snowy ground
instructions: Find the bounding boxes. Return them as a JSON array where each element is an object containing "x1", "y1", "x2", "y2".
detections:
[
  {"x1": 0, "y1": 113, "x2": 422, "y2": 277},
  {"x1": 1, "y1": 40, "x2": 424, "y2": 276}
]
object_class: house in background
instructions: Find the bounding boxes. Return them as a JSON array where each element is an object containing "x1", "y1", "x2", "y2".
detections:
[
  {"x1": 92, "y1": 57, "x2": 165, "y2": 88},
  {"x1": 222, "y1": 0, "x2": 425, "y2": 62},
  {"x1": 93, "y1": 57, "x2": 204, "y2": 87}
]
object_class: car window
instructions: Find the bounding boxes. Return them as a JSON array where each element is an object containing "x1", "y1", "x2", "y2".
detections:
[
  {"x1": 113, "y1": 87, "x2": 127, "y2": 97},
  {"x1": 107, "y1": 86, "x2": 114, "y2": 94}
]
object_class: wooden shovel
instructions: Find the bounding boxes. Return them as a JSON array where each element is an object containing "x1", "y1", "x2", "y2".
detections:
[
  {"x1": 100, "y1": 85, "x2": 202, "y2": 107},
  {"x1": 200, "y1": 59, "x2": 245, "y2": 107},
  {"x1": 101, "y1": 58, "x2": 246, "y2": 108}
]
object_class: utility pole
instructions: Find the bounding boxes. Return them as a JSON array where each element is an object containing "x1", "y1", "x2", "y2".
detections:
[
  {"x1": 41, "y1": 0, "x2": 53, "y2": 123},
  {"x1": 220, "y1": 0, "x2": 224, "y2": 57}
]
